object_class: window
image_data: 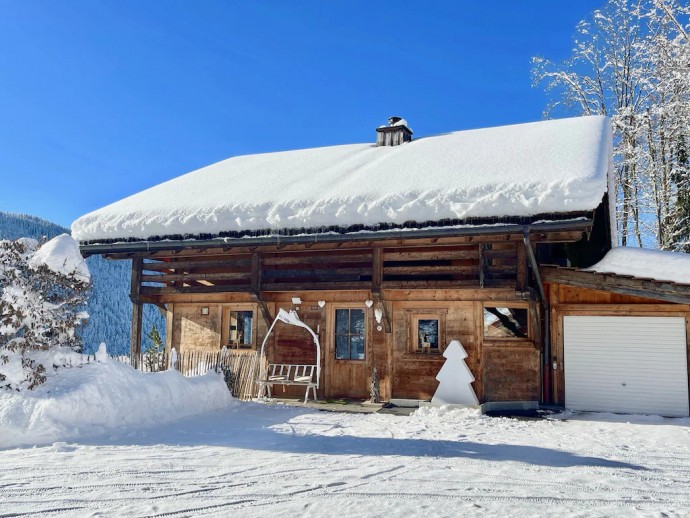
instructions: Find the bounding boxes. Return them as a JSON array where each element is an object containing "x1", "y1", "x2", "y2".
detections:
[
  {"x1": 335, "y1": 309, "x2": 365, "y2": 360},
  {"x1": 228, "y1": 310, "x2": 254, "y2": 348},
  {"x1": 405, "y1": 309, "x2": 447, "y2": 354},
  {"x1": 483, "y1": 307, "x2": 528, "y2": 339},
  {"x1": 416, "y1": 318, "x2": 439, "y2": 352}
]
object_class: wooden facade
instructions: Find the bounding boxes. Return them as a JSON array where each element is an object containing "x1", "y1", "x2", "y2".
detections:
[{"x1": 92, "y1": 223, "x2": 600, "y2": 404}]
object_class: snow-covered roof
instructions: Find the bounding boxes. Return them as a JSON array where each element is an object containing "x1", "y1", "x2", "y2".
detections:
[
  {"x1": 71, "y1": 115, "x2": 612, "y2": 243},
  {"x1": 586, "y1": 247, "x2": 690, "y2": 286}
]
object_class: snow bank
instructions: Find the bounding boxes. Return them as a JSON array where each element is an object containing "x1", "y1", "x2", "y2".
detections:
[
  {"x1": 71, "y1": 116, "x2": 611, "y2": 242},
  {"x1": 0, "y1": 350, "x2": 234, "y2": 448},
  {"x1": 586, "y1": 246, "x2": 690, "y2": 285},
  {"x1": 29, "y1": 233, "x2": 90, "y2": 283}
]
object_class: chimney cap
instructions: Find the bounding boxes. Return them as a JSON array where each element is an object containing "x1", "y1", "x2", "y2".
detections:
[{"x1": 376, "y1": 116, "x2": 413, "y2": 146}]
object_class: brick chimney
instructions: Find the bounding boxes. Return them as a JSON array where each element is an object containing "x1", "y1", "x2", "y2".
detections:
[{"x1": 376, "y1": 116, "x2": 413, "y2": 146}]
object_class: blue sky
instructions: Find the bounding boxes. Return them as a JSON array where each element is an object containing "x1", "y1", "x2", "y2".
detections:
[{"x1": 0, "y1": 1, "x2": 602, "y2": 228}]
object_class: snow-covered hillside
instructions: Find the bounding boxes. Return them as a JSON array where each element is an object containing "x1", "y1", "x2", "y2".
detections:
[{"x1": 0, "y1": 212, "x2": 164, "y2": 354}]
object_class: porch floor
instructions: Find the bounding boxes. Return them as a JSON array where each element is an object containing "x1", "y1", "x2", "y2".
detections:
[{"x1": 268, "y1": 397, "x2": 393, "y2": 414}]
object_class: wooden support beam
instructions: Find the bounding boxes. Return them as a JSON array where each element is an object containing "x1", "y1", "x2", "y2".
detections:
[
  {"x1": 165, "y1": 303, "x2": 174, "y2": 356},
  {"x1": 262, "y1": 267, "x2": 371, "y2": 279},
  {"x1": 141, "y1": 284, "x2": 250, "y2": 295},
  {"x1": 383, "y1": 248, "x2": 478, "y2": 261},
  {"x1": 130, "y1": 258, "x2": 143, "y2": 368},
  {"x1": 383, "y1": 265, "x2": 481, "y2": 276},
  {"x1": 381, "y1": 279, "x2": 485, "y2": 289},
  {"x1": 262, "y1": 252, "x2": 372, "y2": 265},
  {"x1": 371, "y1": 248, "x2": 391, "y2": 333},
  {"x1": 142, "y1": 258, "x2": 252, "y2": 271},
  {"x1": 262, "y1": 281, "x2": 370, "y2": 291},
  {"x1": 479, "y1": 245, "x2": 485, "y2": 288},
  {"x1": 251, "y1": 252, "x2": 261, "y2": 293},
  {"x1": 141, "y1": 272, "x2": 251, "y2": 283},
  {"x1": 372, "y1": 248, "x2": 383, "y2": 295},
  {"x1": 516, "y1": 241, "x2": 528, "y2": 292},
  {"x1": 540, "y1": 266, "x2": 690, "y2": 305},
  {"x1": 249, "y1": 252, "x2": 274, "y2": 326}
]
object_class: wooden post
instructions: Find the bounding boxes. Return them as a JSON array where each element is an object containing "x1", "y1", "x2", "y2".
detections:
[
  {"x1": 372, "y1": 248, "x2": 391, "y2": 333},
  {"x1": 165, "y1": 303, "x2": 174, "y2": 356},
  {"x1": 250, "y1": 252, "x2": 273, "y2": 326},
  {"x1": 130, "y1": 257, "x2": 143, "y2": 369},
  {"x1": 478, "y1": 244, "x2": 485, "y2": 288},
  {"x1": 516, "y1": 241, "x2": 528, "y2": 292},
  {"x1": 251, "y1": 252, "x2": 261, "y2": 294},
  {"x1": 372, "y1": 247, "x2": 383, "y2": 295}
]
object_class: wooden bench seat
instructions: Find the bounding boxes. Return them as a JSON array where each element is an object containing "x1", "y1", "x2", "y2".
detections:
[{"x1": 258, "y1": 363, "x2": 318, "y2": 403}]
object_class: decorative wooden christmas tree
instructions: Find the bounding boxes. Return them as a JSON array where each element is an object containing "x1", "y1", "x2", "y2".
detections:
[{"x1": 431, "y1": 340, "x2": 479, "y2": 406}]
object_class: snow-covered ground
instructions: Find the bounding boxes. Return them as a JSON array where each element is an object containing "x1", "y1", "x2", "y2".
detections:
[{"x1": 2, "y1": 401, "x2": 690, "y2": 517}]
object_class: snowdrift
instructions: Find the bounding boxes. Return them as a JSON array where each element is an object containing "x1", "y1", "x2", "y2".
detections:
[{"x1": 0, "y1": 350, "x2": 234, "y2": 449}]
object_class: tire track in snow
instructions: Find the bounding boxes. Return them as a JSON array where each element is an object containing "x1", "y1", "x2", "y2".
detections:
[{"x1": 302, "y1": 490, "x2": 690, "y2": 509}]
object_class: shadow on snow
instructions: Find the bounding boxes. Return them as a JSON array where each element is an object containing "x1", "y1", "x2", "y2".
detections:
[{"x1": 57, "y1": 403, "x2": 646, "y2": 471}]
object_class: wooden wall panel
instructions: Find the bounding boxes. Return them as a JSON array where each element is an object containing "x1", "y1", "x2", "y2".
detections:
[
  {"x1": 173, "y1": 305, "x2": 222, "y2": 352},
  {"x1": 390, "y1": 301, "x2": 477, "y2": 400},
  {"x1": 555, "y1": 284, "x2": 663, "y2": 305},
  {"x1": 482, "y1": 346, "x2": 540, "y2": 401},
  {"x1": 166, "y1": 288, "x2": 548, "y2": 403}
]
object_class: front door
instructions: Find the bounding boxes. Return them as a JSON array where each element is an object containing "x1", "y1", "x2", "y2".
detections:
[{"x1": 323, "y1": 304, "x2": 370, "y2": 399}]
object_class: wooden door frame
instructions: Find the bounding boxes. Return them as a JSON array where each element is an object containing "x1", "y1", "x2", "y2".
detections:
[{"x1": 324, "y1": 302, "x2": 372, "y2": 398}]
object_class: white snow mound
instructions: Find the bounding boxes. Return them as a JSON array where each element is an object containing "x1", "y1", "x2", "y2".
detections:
[
  {"x1": 71, "y1": 116, "x2": 611, "y2": 242},
  {"x1": 586, "y1": 246, "x2": 690, "y2": 285},
  {"x1": 29, "y1": 234, "x2": 90, "y2": 283},
  {"x1": 0, "y1": 351, "x2": 234, "y2": 448}
]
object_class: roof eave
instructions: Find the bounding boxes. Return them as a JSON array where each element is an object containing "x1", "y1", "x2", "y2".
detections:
[
  {"x1": 79, "y1": 219, "x2": 593, "y2": 257},
  {"x1": 540, "y1": 265, "x2": 690, "y2": 305}
]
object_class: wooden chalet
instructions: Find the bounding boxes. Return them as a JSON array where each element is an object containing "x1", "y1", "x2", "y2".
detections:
[{"x1": 73, "y1": 114, "x2": 687, "y2": 414}]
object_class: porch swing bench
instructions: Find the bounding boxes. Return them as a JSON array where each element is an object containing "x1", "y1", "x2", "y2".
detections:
[
  {"x1": 257, "y1": 309, "x2": 321, "y2": 404},
  {"x1": 258, "y1": 363, "x2": 318, "y2": 404}
]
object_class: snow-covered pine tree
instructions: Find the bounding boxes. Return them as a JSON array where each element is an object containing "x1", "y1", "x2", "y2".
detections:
[
  {"x1": 144, "y1": 323, "x2": 164, "y2": 371},
  {"x1": 0, "y1": 235, "x2": 90, "y2": 389}
]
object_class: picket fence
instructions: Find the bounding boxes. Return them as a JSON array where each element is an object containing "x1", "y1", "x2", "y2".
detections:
[{"x1": 113, "y1": 349, "x2": 262, "y2": 400}]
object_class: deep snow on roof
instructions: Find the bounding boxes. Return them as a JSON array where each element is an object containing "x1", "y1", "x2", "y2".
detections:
[
  {"x1": 72, "y1": 115, "x2": 612, "y2": 243},
  {"x1": 586, "y1": 247, "x2": 690, "y2": 286}
]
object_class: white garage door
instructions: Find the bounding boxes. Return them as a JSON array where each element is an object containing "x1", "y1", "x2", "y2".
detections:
[{"x1": 564, "y1": 316, "x2": 689, "y2": 417}]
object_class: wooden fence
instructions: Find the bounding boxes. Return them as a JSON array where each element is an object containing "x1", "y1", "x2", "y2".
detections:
[{"x1": 115, "y1": 349, "x2": 261, "y2": 400}]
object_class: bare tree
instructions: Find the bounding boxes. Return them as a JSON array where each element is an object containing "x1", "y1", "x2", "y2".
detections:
[{"x1": 533, "y1": 0, "x2": 690, "y2": 250}]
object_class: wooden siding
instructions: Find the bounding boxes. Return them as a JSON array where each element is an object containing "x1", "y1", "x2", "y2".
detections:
[
  {"x1": 127, "y1": 236, "x2": 591, "y2": 403},
  {"x1": 163, "y1": 290, "x2": 541, "y2": 403},
  {"x1": 137, "y1": 239, "x2": 549, "y2": 297}
]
